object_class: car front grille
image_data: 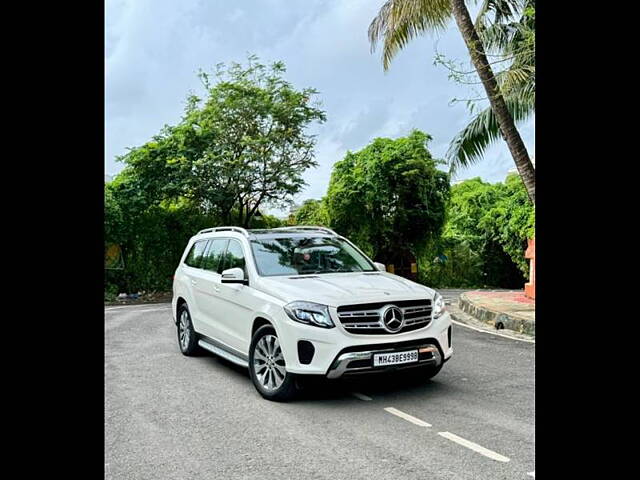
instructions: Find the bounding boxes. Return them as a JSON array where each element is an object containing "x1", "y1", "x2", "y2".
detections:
[{"x1": 337, "y1": 299, "x2": 432, "y2": 334}]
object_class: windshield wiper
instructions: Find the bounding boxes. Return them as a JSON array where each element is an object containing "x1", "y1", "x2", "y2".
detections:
[{"x1": 308, "y1": 269, "x2": 352, "y2": 274}]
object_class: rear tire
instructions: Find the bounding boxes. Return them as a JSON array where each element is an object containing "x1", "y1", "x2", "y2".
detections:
[
  {"x1": 177, "y1": 303, "x2": 200, "y2": 356},
  {"x1": 249, "y1": 325, "x2": 298, "y2": 402}
]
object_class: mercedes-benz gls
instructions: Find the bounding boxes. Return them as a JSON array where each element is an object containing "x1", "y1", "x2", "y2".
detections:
[{"x1": 172, "y1": 226, "x2": 452, "y2": 401}]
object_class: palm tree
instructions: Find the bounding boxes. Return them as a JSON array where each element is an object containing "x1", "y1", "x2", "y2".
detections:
[
  {"x1": 447, "y1": 1, "x2": 534, "y2": 177},
  {"x1": 369, "y1": 0, "x2": 535, "y2": 203}
]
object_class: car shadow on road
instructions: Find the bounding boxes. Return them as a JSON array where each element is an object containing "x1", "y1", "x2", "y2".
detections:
[
  {"x1": 201, "y1": 351, "x2": 457, "y2": 403},
  {"x1": 296, "y1": 371, "x2": 456, "y2": 403}
]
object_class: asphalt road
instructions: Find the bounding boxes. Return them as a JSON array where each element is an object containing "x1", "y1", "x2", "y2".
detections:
[{"x1": 105, "y1": 291, "x2": 534, "y2": 480}]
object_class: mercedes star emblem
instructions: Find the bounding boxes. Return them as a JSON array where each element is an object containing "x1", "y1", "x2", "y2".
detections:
[{"x1": 381, "y1": 305, "x2": 404, "y2": 333}]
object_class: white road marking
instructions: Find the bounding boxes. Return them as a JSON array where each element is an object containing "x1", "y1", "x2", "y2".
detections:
[
  {"x1": 384, "y1": 407, "x2": 432, "y2": 427},
  {"x1": 451, "y1": 319, "x2": 535, "y2": 344},
  {"x1": 527, "y1": 472, "x2": 535, "y2": 478},
  {"x1": 351, "y1": 392, "x2": 372, "y2": 401},
  {"x1": 438, "y1": 431, "x2": 510, "y2": 462}
]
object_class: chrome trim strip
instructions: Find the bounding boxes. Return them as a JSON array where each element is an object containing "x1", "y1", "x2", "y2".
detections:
[
  {"x1": 326, "y1": 343, "x2": 442, "y2": 379},
  {"x1": 341, "y1": 322, "x2": 383, "y2": 329},
  {"x1": 271, "y1": 226, "x2": 338, "y2": 236},
  {"x1": 197, "y1": 226, "x2": 249, "y2": 237},
  {"x1": 403, "y1": 316, "x2": 431, "y2": 324},
  {"x1": 197, "y1": 339, "x2": 249, "y2": 368}
]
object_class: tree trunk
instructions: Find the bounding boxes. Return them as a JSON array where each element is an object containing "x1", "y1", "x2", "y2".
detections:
[
  {"x1": 238, "y1": 203, "x2": 246, "y2": 227},
  {"x1": 450, "y1": 0, "x2": 535, "y2": 203}
]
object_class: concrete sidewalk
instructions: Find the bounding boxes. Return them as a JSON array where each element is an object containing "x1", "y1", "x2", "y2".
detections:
[{"x1": 457, "y1": 290, "x2": 535, "y2": 336}]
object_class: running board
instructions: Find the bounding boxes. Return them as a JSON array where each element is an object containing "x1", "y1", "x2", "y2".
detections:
[{"x1": 197, "y1": 339, "x2": 249, "y2": 368}]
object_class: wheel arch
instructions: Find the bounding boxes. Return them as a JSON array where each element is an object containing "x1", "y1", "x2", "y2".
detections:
[
  {"x1": 251, "y1": 316, "x2": 274, "y2": 338},
  {"x1": 175, "y1": 296, "x2": 187, "y2": 324}
]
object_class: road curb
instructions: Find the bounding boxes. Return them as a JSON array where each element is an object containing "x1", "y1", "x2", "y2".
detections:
[{"x1": 458, "y1": 293, "x2": 535, "y2": 336}]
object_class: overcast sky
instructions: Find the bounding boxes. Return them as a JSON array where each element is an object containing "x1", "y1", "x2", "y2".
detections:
[{"x1": 105, "y1": 0, "x2": 534, "y2": 211}]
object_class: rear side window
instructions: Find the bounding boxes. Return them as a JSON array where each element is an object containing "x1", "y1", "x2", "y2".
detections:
[
  {"x1": 201, "y1": 239, "x2": 228, "y2": 274},
  {"x1": 184, "y1": 240, "x2": 209, "y2": 268},
  {"x1": 221, "y1": 240, "x2": 246, "y2": 273}
]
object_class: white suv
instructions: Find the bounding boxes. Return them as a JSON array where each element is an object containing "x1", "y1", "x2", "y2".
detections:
[{"x1": 172, "y1": 226, "x2": 453, "y2": 401}]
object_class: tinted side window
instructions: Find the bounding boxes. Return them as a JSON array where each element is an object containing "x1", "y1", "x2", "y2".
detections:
[
  {"x1": 222, "y1": 240, "x2": 246, "y2": 273},
  {"x1": 184, "y1": 240, "x2": 209, "y2": 268},
  {"x1": 202, "y1": 239, "x2": 228, "y2": 274}
]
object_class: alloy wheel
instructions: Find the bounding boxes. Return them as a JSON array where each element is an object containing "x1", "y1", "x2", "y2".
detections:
[
  {"x1": 179, "y1": 310, "x2": 190, "y2": 350},
  {"x1": 253, "y1": 334, "x2": 286, "y2": 390}
]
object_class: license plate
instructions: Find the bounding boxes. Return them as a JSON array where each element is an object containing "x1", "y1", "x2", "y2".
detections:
[{"x1": 373, "y1": 350, "x2": 419, "y2": 367}]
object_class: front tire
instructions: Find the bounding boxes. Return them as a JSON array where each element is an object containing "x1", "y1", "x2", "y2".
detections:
[
  {"x1": 177, "y1": 303, "x2": 200, "y2": 356},
  {"x1": 249, "y1": 325, "x2": 298, "y2": 402}
]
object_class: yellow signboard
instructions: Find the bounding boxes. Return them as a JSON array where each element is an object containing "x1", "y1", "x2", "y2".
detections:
[
  {"x1": 105, "y1": 244, "x2": 124, "y2": 270},
  {"x1": 387, "y1": 264, "x2": 394, "y2": 274},
  {"x1": 411, "y1": 263, "x2": 417, "y2": 273}
]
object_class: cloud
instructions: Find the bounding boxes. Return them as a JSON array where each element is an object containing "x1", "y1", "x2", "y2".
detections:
[{"x1": 105, "y1": 0, "x2": 535, "y2": 212}]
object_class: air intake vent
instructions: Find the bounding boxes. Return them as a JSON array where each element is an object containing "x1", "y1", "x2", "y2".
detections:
[
  {"x1": 297, "y1": 341, "x2": 315, "y2": 364},
  {"x1": 289, "y1": 276, "x2": 320, "y2": 279}
]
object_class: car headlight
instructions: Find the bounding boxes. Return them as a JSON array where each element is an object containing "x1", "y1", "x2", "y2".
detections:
[
  {"x1": 432, "y1": 292, "x2": 445, "y2": 319},
  {"x1": 284, "y1": 301, "x2": 335, "y2": 328}
]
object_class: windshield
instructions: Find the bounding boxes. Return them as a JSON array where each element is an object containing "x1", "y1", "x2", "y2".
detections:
[{"x1": 250, "y1": 236, "x2": 376, "y2": 276}]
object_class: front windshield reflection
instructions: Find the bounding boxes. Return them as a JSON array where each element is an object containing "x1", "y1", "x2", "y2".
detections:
[{"x1": 250, "y1": 237, "x2": 375, "y2": 276}]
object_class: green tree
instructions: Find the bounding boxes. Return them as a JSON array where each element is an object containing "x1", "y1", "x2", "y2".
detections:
[
  {"x1": 481, "y1": 173, "x2": 534, "y2": 273},
  {"x1": 105, "y1": 176, "x2": 217, "y2": 294},
  {"x1": 291, "y1": 198, "x2": 330, "y2": 226},
  {"x1": 119, "y1": 55, "x2": 326, "y2": 227},
  {"x1": 325, "y1": 130, "x2": 449, "y2": 263},
  {"x1": 249, "y1": 213, "x2": 286, "y2": 229},
  {"x1": 422, "y1": 173, "x2": 533, "y2": 288},
  {"x1": 368, "y1": 0, "x2": 535, "y2": 203}
]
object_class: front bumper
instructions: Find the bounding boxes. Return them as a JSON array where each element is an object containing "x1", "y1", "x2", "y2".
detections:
[
  {"x1": 277, "y1": 309, "x2": 453, "y2": 378},
  {"x1": 326, "y1": 342, "x2": 442, "y2": 379}
]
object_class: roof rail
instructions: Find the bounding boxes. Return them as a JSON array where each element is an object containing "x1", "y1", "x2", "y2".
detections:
[
  {"x1": 197, "y1": 226, "x2": 250, "y2": 237},
  {"x1": 272, "y1": 226, "x2": 338, "y2": 236}
]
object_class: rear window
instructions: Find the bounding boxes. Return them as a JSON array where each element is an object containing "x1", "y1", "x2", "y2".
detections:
[
  {"x1": 184, "y1": 240, "x2": 209, "y2": 268},
  {"x1": 201, "y1": 239, "x2": 228, "y2": 274}
]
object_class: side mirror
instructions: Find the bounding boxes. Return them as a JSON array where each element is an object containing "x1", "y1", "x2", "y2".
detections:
[
  {"x1": 374, "y1": 262, "x2": 386, "y2": 272},
  {"x1": 221, "y1": 267, "x2": 248, "y2": 285}
]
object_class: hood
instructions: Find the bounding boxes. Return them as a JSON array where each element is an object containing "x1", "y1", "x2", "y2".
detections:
[{"x1": 256, "y1": 271, "x2": 434, "y2": 307}]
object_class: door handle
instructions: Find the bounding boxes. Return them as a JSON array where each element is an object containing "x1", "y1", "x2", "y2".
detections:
[
  {"x1": 191, "y1": 280, "x2": 197, "y2": 286},
  {"x1": 214, "y1": 286, "x2": 220, "y2": 293}
]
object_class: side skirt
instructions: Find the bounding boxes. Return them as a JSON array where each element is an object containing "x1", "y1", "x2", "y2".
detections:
[{"x1": 197, "y1": 335, "x2": 249, "y2": 369}]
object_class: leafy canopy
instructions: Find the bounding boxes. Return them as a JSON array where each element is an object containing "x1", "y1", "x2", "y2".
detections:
[
  {"x1": 118, "y1": 55, "x2": 326, "y2": 227},
  {"x1": 326, "y1": 130, "x2": 449, "y2": 260},
  {"x1": 421, "y1": 173, "x2": 534, "y2": 288},
  {"x1": 290, "y1": 198, "x2": 330, "y2": 226}
]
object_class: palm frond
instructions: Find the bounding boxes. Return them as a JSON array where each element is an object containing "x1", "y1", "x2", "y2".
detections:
[
  {"x1": 478, "y1": 22, "x2": 517, "y2": 52},
  {"x1": 446, "y1": 96, "x2": 533, "y2": 173},
  {"x1": 475, "y1": 0, "x2": 523, "y2": 35},
  {"x1": 496, "y1": 65, "x2": 534, "y2": 95},
  {"x1": 369, "y1": 0, "x2": 452, "y2": 71}
]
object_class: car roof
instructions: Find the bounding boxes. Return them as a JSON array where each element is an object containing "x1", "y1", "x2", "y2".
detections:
[
  {"x1": 249, "y1": 229, "x2": 333, "y2": 237},
  {"x1": 192, "y1": 228, "x2": 338, "y2": 243},
  {"x1": 193, "y1": 226, "x2": 339, "y2": 239}
]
